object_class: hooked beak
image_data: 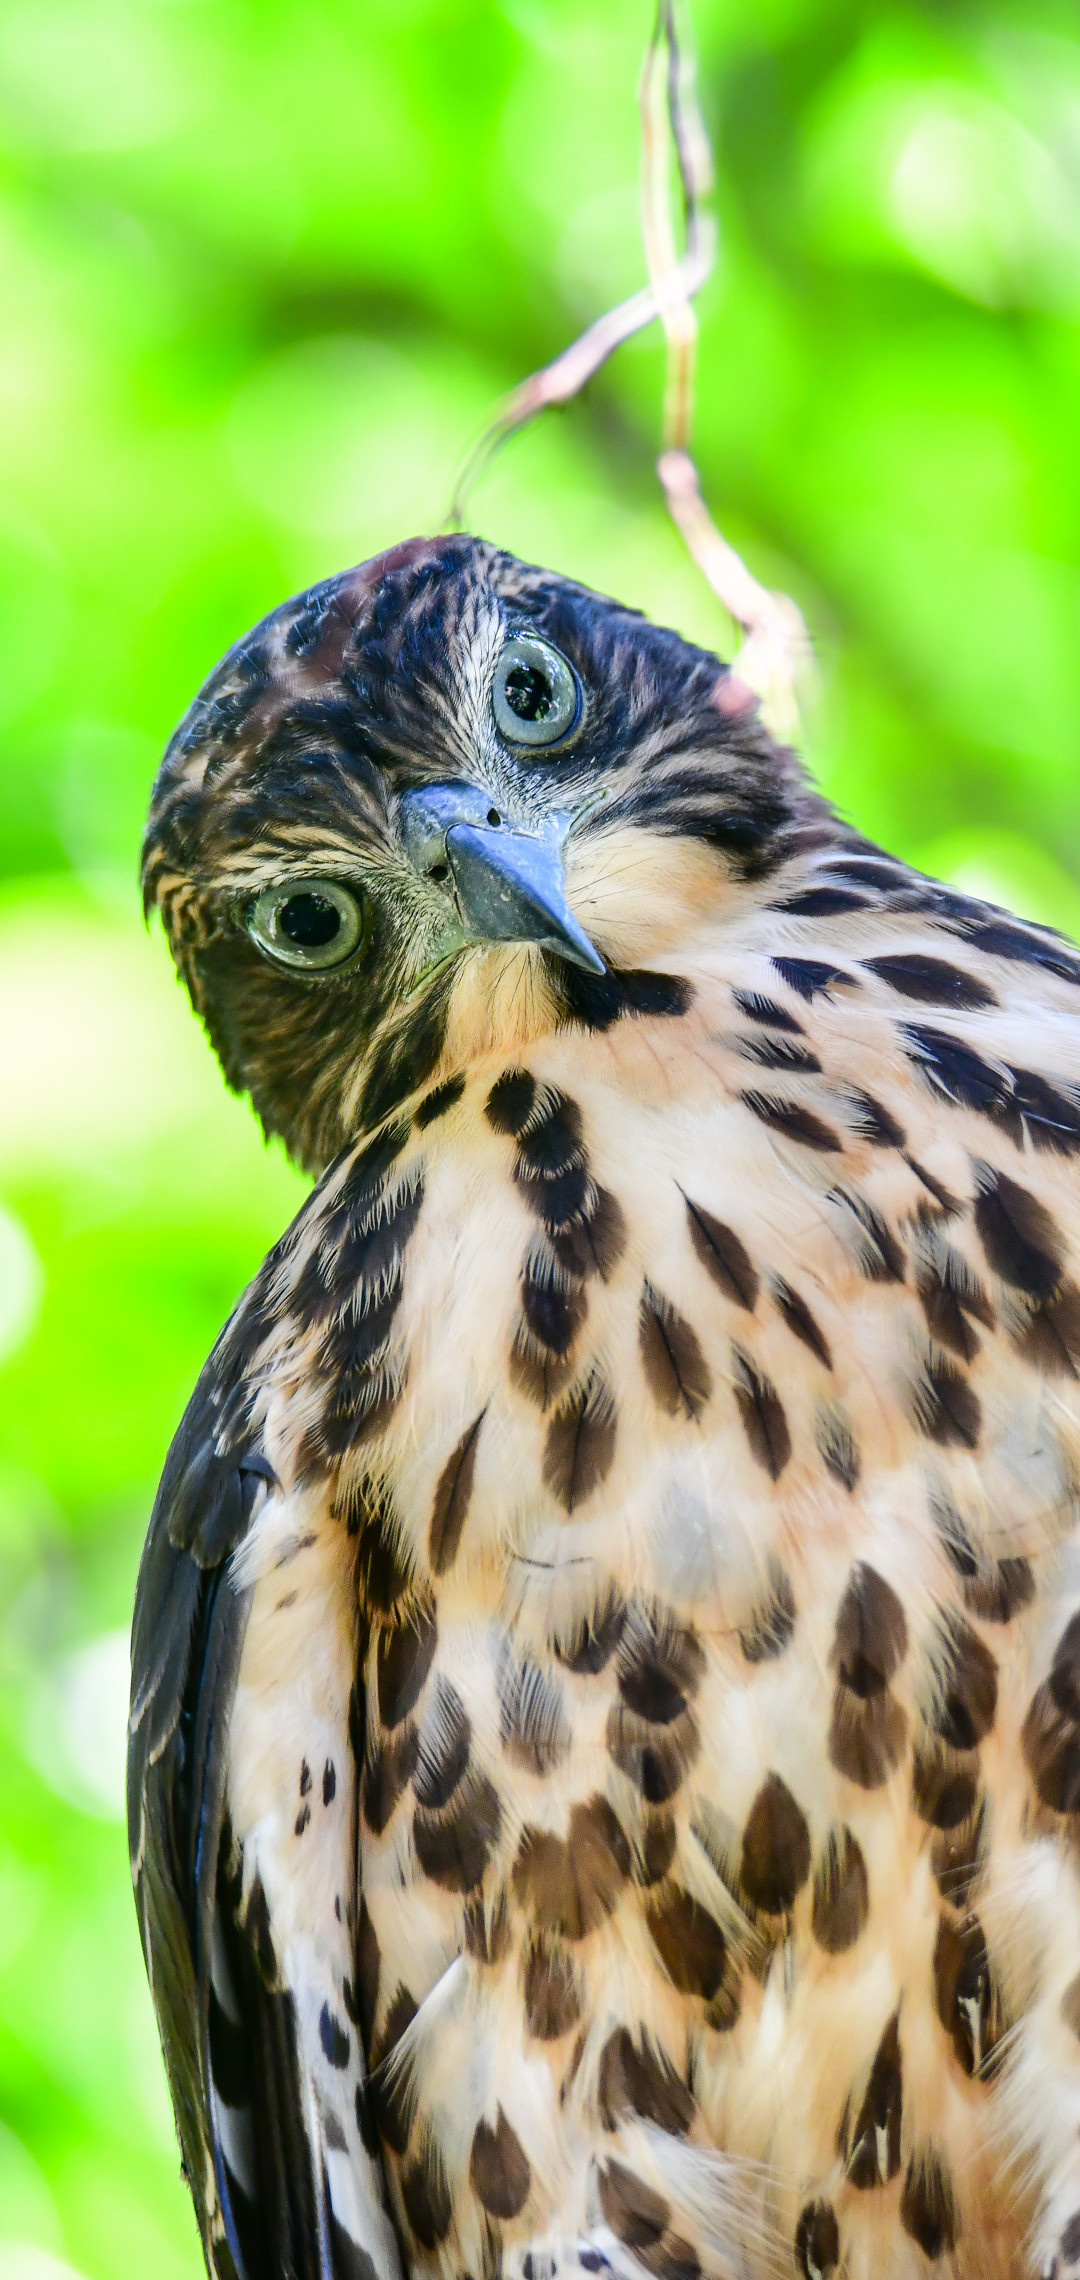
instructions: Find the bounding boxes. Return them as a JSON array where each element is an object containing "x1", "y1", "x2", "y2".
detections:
[{"x1": 398, "y1": 782, "x2": 604, "y2": 975}]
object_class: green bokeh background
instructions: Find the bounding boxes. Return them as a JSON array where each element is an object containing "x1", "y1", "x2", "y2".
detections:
[{"x1": 1, "y1": 1, "x2": 1079, "y2": 2273}]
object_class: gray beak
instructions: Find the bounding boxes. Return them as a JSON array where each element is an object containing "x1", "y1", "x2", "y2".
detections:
[{"x1": 399, "y1": 782, "x2": 604, "y2": 975}]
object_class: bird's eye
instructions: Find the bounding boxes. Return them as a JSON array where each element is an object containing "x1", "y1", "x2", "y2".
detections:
[
  {"x1": 247, "y1": 879, "x2": 365, "y2": 971},
  {"x1": 492, "y1": 633, "x2": 580, "y2": 748}
]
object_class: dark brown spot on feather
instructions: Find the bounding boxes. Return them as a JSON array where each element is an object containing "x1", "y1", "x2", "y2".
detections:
[
  {"x1": 639, "y1": 1284, "x2": 712, "y2": 1419},
  {"x1": 414, "y1": 1073, "x2": 466, "y2": 1128},
  {"x1": 731, "y1": 1348, "x2": 790, "y2": 1477},
  {"x1": 1063, "y1": 2211, "x2": 1080, "y2": 2260},
  {"x1": 356, "y1": 1900, "x2": 380, "y2": 2040},
  {"x1": 738, "y1": 1564, "x2": 796, "y2": 1661},
  {"x1": 497, "y1": 1650, "x2": 571, "y2": 1775},
  {"x1": 816, "y1": 1406, "x2": 860, "y2": 1491},
  {"x1": 828, "y1": 1686, "x2": 907, "y2": 1789},
  {"x1": 912, "y1": 1355, "x2": 981, "y2": 1449},
  {"x1": 902, "y1": 1026, "x2": 1006, "y2": 1119},
  {"x1": 320, "y1": 2105, "x2": 347, "y2": 2153},
  {"x1": 510, "y1": 1320, "x2": 577, "y2": 1408},
  {"x1": 772, "y1": 955, "x2": 857, "y2": 1001},
  {"x1": 646, "y1": 2236, "x2": 700, "y2": 2280},
  {"x1": 974, "y1": 1166, "x2": 1063, "y2": 1298},
  {"x1": 740, "y1": 1032, "x2": 822, "y2": 1072},
  {"x1": 369, "y1": 1979, "x2": 414, "y2": 2152},
  {"x1": 931, "y1": 1800, "x2": 986, "y2": 1908},
  {"x1": 485, "y1": 1068, "x2": 536, "y2": 1136},
  {"x1": 794, "y1": 2201, "x2": 839, "y2": 2277},
  {"x1": 469, "y1": 2109, "x2": 531, "y2": 2220},
  {"x1": 1023, "y1": 1610, "x2": 1080, "y2": 1812},
  {"x1": 512, "y1": 1796, "x2": 630, "y2": 1938},
  {"x1": 559, "y1": 966, "x2": 693, "y2": 1033},
  {"x1": 1014, "y1": 1282, "x2": 1080, "y2": 1378},
  {"x1": 552, "y1": 1594, "x2": 625, "y2": 1675},
  {"x1": 414, "y1": 1678, "x2": 471, "y2": 1810},
  {"x1": 777, "y1": 885, "x2": 870, "y2": 915},
  {"x1": 544, "y1": 1372, "x2": 617, "y2": 1510},
  {"x1": 294, "y1": 1802, "x2": 311, "y2": 1836},
  {"x1": 523, "y1": 1939, "x2": 581, "y2": 2039},
  {"x1": 830, "y1": 1188, "x2": 906, "y2": 1282},
  {"x1": 912, "y1": 1741, "x2": 978, "y2": 1830},
  {"x1": 901, "y1": 2150, "x2": 959, "y2": 2259},
  {"x1": 362, "y1": 1726, "x2": 420, "y2": 1835},
  {"x1": 684, "y1": 1199, "x2": 758, "y2": 1308},
  {"x1": 520, "y1": 1254, "x2": 587, "y2": 1357},
  {"x1": 428, "y1": 1414, "x2": 484, "y2": 1573},
  {"x1": 865, "y1": 952, "x2": 996, "y2": 1009},
  {"x1": 606, "y1": 1699, "x2": 700, "y2": 1802},
  {"x1": 1049, "y1": 1612, "x2": 1080, "y2": 1720},
  {"x1": 245, "y1": 1875, "x2": 277, "y2": 1987},
  {"x1": 402, "y1": 2135, "x2": 454, "y2": 2247},
  {"x1": 377, "y1": 1596, "x2": 438, "y2": 1728},
  {"x1": 845, "y1": 1088, "x2": 907, "y2": 1149},
  {"x1": 646, "y1": 1888, "x2": 726, "y2": 1999},
  {"x1": 463, "y1": 1892, "x2": 511, "y2": 1965},
  {"x1": 845, "y1": 2011, "x2": 902, "y2": 2187},
  {"x1": 637, "y1": 1814, "x2": 677, "y2": 1884},
  {"x1": 833, "y1": 1565, "x2": 908, "y2": 1695},
  {"x1": 548, "y1": 1185, "x2": 627, "y2": 1281},
  {"x1": 916, "y1": 1250, "x2": 993, "y2": 1360},
  {"x1": 931, "y1": 1621, "x2": 998, "y2": 1750},
  {"x1": 732, "y1": 989, "x2": 804, "y2": 1033},
  {"x1": 812, "y1": 1828, "x2": 869, "y2": 1953},
  {"x1": 353, "y1": 1482, "x2": 412, "y2": 1611},
  {"x1": 740, "y1": 1092, "x2": 843, "y2": 1152},
  {"x1": 772, "y1": 1279, "x2": 832, "y2": 1366},
  {"x1": 907, "y1": 1156, "x2": 964, "y2": 1214},
  {"x1": 934, "y1": 1913, "x2": 1004, "y2": 2076},
  {"x1": 598, "y1": 2162, "x2": 669, "y2": 2251},
  {"x1": 598, "y1": 2028, "x2": 694, "y2": 2134},
  {"x1": 413, "y1": 1772, "x2": 502, "y2": 1892},
  {"x1": 366, "y1": 2015, "x2": 416, "y2": 2152},
  {"x1": 618, "y1": 1609, "x2": 704, "y2": 1721},
  {"x1": 740, "y1": 1772, "x2": 811, "y2": 1914},
  {"x1": 319, "y1": 2002, "x2": 350, "y2": 2068}
]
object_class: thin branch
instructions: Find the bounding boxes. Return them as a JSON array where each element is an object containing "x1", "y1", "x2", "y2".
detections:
[
  {"x1": 448, "y1": 0, "x2": 811, "y2": 743},
  {"x1": 641, "y1": 1, "x2": 810, "y2": 740}
]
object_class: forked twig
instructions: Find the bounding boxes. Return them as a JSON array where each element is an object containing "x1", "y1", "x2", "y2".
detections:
[{"x1": 449, "y1": 1, "x2": 810, "y2": 741}]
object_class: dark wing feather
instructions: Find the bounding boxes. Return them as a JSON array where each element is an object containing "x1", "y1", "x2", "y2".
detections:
[{"x1": 128, "y1": 1305, "x2": 342, "y2": 2280}]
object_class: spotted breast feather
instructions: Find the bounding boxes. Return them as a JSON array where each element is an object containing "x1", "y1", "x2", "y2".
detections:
[{"x1": 131, "y1": 533, "x2": 1080, "y2": 2280}]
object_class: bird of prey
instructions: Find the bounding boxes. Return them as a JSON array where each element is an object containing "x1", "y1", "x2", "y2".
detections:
[{"x1": 131, "y1": 532, "x2": 1080, "y2": 2280}]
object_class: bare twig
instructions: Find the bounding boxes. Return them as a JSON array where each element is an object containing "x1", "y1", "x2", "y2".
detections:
[
  {"x1": 448, "y1": 1, "x2": 811, "y2": 743},
  {"x1": 641, "y1": 1, "x2": 809, "y2": 739}
]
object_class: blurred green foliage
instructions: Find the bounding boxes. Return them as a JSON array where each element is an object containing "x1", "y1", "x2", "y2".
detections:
[{"x1": 1, "y1": 0, "x2": 1080, "y2": 2272}]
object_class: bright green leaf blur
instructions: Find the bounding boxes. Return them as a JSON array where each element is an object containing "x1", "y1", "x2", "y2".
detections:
[{"x1": 1, "y1": 1, "x2": 1079, "y2": 2272}]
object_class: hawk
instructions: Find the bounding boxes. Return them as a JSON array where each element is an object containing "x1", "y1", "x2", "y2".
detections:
[{"x1": 131, "y1": 532, "x2": 1080, "y2": 2280}]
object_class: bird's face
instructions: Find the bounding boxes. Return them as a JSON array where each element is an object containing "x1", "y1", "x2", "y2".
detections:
[{"x1": 144, "y1": 533, "x2": 805, "y2": 1171}]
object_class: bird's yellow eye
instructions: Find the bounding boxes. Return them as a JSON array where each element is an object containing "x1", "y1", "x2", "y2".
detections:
[
  {"x1": 492, "y1": 633, "x2": 580, "y2": 748},
  {"x1": 247, "y1": 879, "x2": 365, "y2": 971}
]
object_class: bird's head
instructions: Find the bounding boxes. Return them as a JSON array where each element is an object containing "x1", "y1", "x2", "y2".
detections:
[{"x1": 143, "y1": 533, "x2": 811, "y2": 1172}]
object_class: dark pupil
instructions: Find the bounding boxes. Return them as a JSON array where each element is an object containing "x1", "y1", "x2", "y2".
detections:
[
  {"x1": 279, "y1": 892, "x2": 341, "y2": 949},
  {"x1": 504, "y1": 662, "x2": 553, "y2": 722}
]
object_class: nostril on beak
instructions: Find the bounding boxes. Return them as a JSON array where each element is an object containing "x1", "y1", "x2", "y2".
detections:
[
  {"x1": 487, "y1": 808, "x2": 501, "y2": 827},
  {"x1": 429, "y1": 861, "x2": 450, "y2": 884}
]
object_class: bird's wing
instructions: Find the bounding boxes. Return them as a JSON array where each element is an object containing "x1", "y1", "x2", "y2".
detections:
[{"x1": 128, "y1": 1243, "x2": 402, "y2": 2280}]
